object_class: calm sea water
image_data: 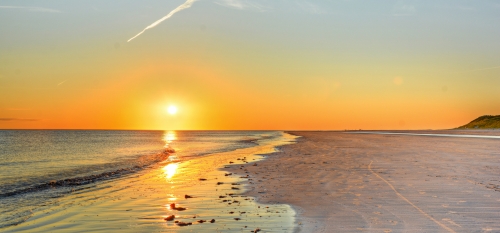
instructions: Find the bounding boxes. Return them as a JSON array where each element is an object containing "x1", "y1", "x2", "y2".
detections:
[{"x1": 0, "y1": 130, "x2": 282, "y2": 228}]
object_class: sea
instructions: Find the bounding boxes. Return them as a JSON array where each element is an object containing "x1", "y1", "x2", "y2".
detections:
[{"x1": 0, "y1": 130, "x2": 296, "y2": 232}]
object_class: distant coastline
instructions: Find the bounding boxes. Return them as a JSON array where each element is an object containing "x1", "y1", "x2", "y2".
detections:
[{"x1": 457, "y1": 115, "x2": 500, "y2": 129}]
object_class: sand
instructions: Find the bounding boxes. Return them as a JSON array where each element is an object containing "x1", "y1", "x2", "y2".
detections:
[
  {"x1": 228, "y1": 131, "x2": 500, "y2": 232},
  {"x1": 5, "y1": 130, "x2": 500, "y2": 232},
  {"x1": 4, "y1": 132, "x2": 297, "y2": 233}
]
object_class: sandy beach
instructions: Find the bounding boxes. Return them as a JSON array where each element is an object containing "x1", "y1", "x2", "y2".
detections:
[
  {"x1": 4, "y1": 130, "x2": 500, "y2": 232},
  {"x1": 4, "y1": 1, "x2": 500, "y2": 232},
  {"x1": 3, "y1": 132, "x2": 297, "y2": 233},
  {"x1": 228, "y1": 131, "x2": 500, "y2": 232}
]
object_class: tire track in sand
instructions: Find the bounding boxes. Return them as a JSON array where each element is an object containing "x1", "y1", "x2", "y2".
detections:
[{"x1": 368, "y1": 161, "x2": 456, "y2": 233}]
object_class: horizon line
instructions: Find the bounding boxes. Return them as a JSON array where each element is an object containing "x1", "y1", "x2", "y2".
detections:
[{"x1": 0, "y1": 128, "x2": 463, "y2": 131}]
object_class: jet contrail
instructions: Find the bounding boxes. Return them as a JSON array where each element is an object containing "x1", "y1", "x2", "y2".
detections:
[
  {"x1": 128, "y1": 0, "x2": 197, "y2": 42},
  {"x1": 57, "y1": 80, "x2": 67, "y2": 86}
]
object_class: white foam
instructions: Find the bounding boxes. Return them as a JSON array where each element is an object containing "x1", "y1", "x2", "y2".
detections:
[{"x1": 348, "y1": 131, "x2": 500, "y2": 139}]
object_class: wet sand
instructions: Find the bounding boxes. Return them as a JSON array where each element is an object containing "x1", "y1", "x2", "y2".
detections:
[
  {"x1": 229, "y1": 131, "x2": 500, "y2": 232},
  {"x1": 4, "y1": 133, "x2": 297, "y2": 232}
]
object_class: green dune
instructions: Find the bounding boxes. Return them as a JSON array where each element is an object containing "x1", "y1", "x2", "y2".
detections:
[{"x1": 457, "y1": 115, "x2": 500, "y2": 129}]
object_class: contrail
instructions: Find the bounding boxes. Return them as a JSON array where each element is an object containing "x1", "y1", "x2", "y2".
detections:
[
  {"x1": 57, "y1": 80, "x2": 67, "y2": 86},
  {"x1": 128, "y1": 0, "x2": 197, "y2": 42}
]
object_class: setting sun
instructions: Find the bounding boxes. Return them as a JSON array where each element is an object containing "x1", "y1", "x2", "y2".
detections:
[
  {"x1": 2, "y1": 1, "x2": 500, "y2": 232},
  {"x1": 167, "y1": 105, "x2": 178, "y2": 115}
]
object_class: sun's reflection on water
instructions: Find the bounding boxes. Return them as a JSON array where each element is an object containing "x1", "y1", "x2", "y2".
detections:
[
  {"x1": 163, "y1": 163, "x2": 179, "y2": 179},
  {"x1": 163, "y1": 131, "x2": 177, "y2": 146},
  {"x1": 161, "y1": 131, "x2": 179, "y2": 180}
]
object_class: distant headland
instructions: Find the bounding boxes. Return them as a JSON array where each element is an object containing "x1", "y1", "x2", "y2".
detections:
[{"x1": 457, "y1": 115, "x2": 500, "y2": 129}]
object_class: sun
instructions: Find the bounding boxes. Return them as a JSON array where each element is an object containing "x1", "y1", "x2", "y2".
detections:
[{"x1": 167, "y1": 105, "x2": 178, "y2": 115}]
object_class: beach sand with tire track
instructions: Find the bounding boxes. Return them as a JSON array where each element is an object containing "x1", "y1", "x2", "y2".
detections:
[{"x1": 227, "y1": 131, "x2": 500, "y2": 232}]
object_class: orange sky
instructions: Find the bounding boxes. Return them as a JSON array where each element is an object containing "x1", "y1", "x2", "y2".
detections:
[{"x1": 1, "y1": 1, "x2": 499, "y2": 130}]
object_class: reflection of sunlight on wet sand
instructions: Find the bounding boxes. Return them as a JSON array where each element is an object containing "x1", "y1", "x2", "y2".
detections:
[
  {"x1": 4, "y1": 132, "x2": 298, "y2": 232},
  {"x1": 163, "y1": 163, "x2": 179, "y2": 179},
  {"x1": 153, "y1": 134, "x2": 297, "y2": 232}
]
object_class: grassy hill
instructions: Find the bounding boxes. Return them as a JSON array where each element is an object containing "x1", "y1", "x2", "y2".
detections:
[{"x1": 457, "y1": 115, "x2": 500, "y2": 129}]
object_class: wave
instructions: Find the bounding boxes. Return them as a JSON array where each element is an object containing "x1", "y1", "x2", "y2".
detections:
[
  {"x1": 0, "y1": 131, "x2": 285, "y2": 230},
  {"x1": 0, "y1": 151, "x2": 172, "y2": 198},
  {"x1": 0, "y1": 132, "x2": 281, "y2": 198}
]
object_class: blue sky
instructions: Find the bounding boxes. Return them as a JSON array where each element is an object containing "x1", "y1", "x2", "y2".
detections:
[{"x1": 1, "y1": 0, "x2": 500, "y2": 129}]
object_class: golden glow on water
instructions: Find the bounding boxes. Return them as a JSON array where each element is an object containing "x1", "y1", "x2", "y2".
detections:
[
  {"x1": 163, "y1": 131, "x2": 177, "y2": 143},
  {"x1": 163, "y1": 131, "x2": 177, "y2": 151},
  {"x1": 3, "y1": 132, "x2": 298, "y2": 232},
  {"x1": 163, "y1": 163, "x2": 179, "y2": 179}
]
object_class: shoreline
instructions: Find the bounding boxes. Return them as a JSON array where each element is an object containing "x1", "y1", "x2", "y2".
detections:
[
  {"x1": 3, "y1": 131, "x2": 297, "y2": 232},
  {"x1": 5, "y1": 130, "x2": 500, "y2": 232},
  {"x1": 230, "y1": 131, "x2": 500, "y2": 232}
]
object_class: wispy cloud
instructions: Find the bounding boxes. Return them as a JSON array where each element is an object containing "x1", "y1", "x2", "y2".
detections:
[
  {"x1": 0, "y1": 5, "x2": 60, "y2": 13},
  {"x1": 216, "y1": 0, "x2": 270, "y2": 12},
  {"x1": 295, "y1": 1, "x2": 325, "y2": 14},
  {"x1": 128, "y1": 0, "x2": 197, "y2": 42},
  {"x1": 0, "y1": 118, "x2": 40, "y2": 122}
]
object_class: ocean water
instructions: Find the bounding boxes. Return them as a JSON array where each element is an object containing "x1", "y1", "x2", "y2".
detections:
[{"x1": 0, "y1": 130, "x2": 286, "y2": 229}]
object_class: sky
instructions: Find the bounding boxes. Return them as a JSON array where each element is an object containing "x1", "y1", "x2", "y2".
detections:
[{"x1": 1, "y1": 0, "x2": 500, "y2": 130}]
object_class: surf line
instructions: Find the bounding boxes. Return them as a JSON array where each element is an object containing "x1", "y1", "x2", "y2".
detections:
[
  {"x1": 368, "y1": 161, "x2": 456, "y2": 233},
  {"x1": 349, "y1": 131, "x2": 500, "y2": 139}
]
